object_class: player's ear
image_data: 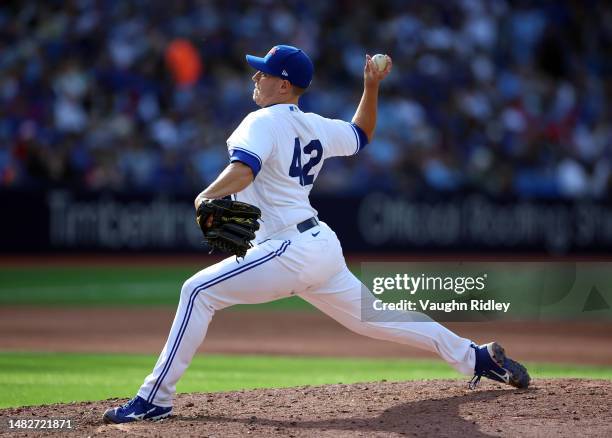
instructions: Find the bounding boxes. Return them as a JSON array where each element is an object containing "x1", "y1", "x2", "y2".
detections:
[{"x1": 280, "y1": 79, "x2": 291, "y2": 94}]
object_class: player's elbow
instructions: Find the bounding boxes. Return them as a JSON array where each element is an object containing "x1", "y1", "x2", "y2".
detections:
[
  {"x1": 229, "y1": 162, "x2": 255, "y2": 189},
  {"x1": 232, "y1": 161, "x2": 254, "y2": 179},
  {"x1": 363, "y1": 124, "x2": 375, "y2": 143},
  {"x1": 352, "y1": 122, "x2": 373, "y2": 147}
]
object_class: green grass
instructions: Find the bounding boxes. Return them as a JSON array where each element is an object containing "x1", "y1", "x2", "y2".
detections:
[
  {"x1": 2, "y1": 264, "x2": 611, "y2": 319},
  {"x1": 0, "y1": 266, "x2": 315, "y2": 309},
  {"x1": 0, "y1": 352, "x2": 611, "y2": 408}
]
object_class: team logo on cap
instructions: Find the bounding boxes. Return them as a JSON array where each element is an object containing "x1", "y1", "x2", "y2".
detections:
[
  {"x1": 267, "y1": 46, "x2": 278, "y2": 57},
  {"x1": 281, "y1": 69, "x2": 288, "y2": 76}
]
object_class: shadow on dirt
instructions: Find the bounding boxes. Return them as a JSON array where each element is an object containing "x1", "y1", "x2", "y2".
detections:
[{"x1": 188, "y1": 388, "x2": 514, "y2": 437}]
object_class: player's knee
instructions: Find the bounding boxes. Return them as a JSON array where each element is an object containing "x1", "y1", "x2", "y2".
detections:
[
  {"x1": 352, "y1": 321, "x2": 375, "y2": 337},
  {"x1": 348, "y1": 320, "x2": 392, "y2": 340},
  {"x1": 180, "y1": 277, "x2": 203, "y2": 301},
  {"x1": 180, "y1": 275, "x2": 218, "y2": 307}
]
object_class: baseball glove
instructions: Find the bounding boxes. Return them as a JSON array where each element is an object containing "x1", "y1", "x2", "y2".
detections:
[{"x1": 196, "y1": 199, "x2": 261, "y2": 258}]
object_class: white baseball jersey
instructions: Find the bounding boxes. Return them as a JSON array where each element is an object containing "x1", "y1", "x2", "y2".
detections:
[
  {"x1": 137, "y1": 103, "x2": 476, "y2": 408},
  {"x1": 226, "y1": 103, "x2": 366, "y2": 240}
]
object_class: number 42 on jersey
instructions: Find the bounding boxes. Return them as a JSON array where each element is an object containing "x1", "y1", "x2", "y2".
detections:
[{"x1": 289, "y1": 137, "x2": 322, "y2": 186}]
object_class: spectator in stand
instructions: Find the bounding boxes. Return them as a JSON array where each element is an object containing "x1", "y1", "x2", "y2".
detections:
[{"x1": 1, "y1": 0, "x2": 610, "y2": 199}]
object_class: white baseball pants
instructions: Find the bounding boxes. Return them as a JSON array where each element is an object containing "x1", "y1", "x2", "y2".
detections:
[{"x1": 138, "y1": 222, "x2": 475, "y2": 407}]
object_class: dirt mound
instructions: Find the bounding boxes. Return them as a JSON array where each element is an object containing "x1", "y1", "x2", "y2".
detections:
[{"x1": 1, "y1": 379, "x2": 610, "y2": 437}]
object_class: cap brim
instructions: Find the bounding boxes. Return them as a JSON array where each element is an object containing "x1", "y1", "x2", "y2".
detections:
[{"x1": 245, "y1": 55, "x2": 276, "y2": 76}]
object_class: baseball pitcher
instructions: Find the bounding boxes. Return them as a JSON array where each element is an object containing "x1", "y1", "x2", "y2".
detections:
[{"x1": 104, "y1": 45, "x2": 529, "y2": 423}]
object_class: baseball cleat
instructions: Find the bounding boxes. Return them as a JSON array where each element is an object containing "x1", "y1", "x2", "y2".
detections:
[
  {"x1": 103, "y1": 396, "x2": 172, "y2": 424},
  {"x1": 469, "y1": 342, "x2": 530, "y2": 389}
]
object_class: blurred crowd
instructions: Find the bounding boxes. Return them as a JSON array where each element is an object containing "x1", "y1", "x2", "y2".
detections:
[{"x1": 1, "y1": 0, "x2": 611, "y2": 199}]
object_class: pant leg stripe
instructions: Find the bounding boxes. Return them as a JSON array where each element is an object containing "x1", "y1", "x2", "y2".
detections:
[
  {"x1": 147, "y1": 249, "x2": 278, "y2": 403},
  {"x1": 147, "y1": 240, "x2": 290, "y2": 403},
  {"x1": 150, "y1": 240, "x2": 290, "y2": 399}
]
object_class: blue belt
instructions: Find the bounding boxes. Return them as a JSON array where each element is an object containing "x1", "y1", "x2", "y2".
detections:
[{"x1": 296, "y1": 217, "x2": 319, "y2": 233}]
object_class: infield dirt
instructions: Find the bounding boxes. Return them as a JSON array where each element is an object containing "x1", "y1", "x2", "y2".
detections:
[
  {"x1": 1, "y1": 379, "x2": 610, "y2": 437},
  {"x1": 1, "y1": 307, "x2": 612, "y2": 364},
  {"x1": 2, "y1": 300, "x2": 611, "y2": 437}
]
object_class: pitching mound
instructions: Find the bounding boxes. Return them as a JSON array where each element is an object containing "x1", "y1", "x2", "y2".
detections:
[{"x1": 1, "y1": 379, "x2": 610, "y2": 437}]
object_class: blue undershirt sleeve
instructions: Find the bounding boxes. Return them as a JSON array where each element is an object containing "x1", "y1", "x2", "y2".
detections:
[
  {"x1": 350, "y1": 122, "x2": 369, "y2": 152},
  {"x1": 229, "y1": 148, "x2": 262, "y2": 178}
]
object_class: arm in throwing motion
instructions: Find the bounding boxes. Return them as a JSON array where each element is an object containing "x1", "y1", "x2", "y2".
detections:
[{"x1": 351, "y1": 55, "x2": 392, "y2": 142}]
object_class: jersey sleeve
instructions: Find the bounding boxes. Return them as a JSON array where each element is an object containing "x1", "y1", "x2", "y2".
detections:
[
  {"x1": 226, "y1": 112, "x2": 274, "y2": 178},
  {"x1": 317, "y1": 116, "x2": 369, "y2": 158}
]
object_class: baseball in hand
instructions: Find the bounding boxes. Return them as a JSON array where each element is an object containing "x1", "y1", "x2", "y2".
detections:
[{"x1": 372, "y1": 54, "x2": 389, "y2": 72}]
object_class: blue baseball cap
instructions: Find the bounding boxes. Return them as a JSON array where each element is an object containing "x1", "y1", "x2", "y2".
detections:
[{"x1": 246, "y1": 45, "x2": 314, "y2": 89}]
